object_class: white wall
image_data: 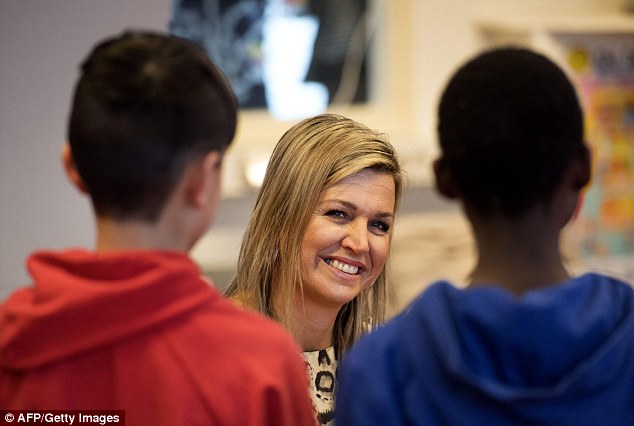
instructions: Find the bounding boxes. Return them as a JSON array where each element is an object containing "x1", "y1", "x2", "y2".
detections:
[
  {"x1": 0, "y1": 0, "x2": 172, "y2": 297},
  {"x1": 0, "y1": 0, "x2": 626, "y2": 298},
  {"x1": 408, "y1": 0, "x2": 627, "y2": 158}
]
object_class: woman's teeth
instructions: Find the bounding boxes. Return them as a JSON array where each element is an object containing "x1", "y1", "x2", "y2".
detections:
[{"x1": 325, "y1": 259, "x2": 359, "y2": 275}]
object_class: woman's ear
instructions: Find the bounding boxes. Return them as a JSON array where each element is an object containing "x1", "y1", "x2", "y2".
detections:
[
  {"x1": 433, "y1": 157, "x2": 460, "y2": 199},
  {"x1": 61, "y1": 143, "x2": 88, "y2": 194}
]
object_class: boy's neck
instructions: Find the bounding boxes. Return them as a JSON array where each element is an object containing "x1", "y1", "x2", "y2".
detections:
[
  {"x1": 466, "y1": 205, "x2": 570, "y2": 296},
  {"x1": 95, "y1": 216, "x2": 193, "y2": 253}
]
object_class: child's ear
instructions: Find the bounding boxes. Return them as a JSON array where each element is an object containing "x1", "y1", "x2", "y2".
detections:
[
  {"x1": 187, "y1": 151, "x2": 223, "y2": 208},
  {"x1": 61, "y1": 143, "x2": 88, "y2": 194},
  {"x1": 573, "y1": 143, "x2": 592, "y2": 190},
  {"x1": 433, "y1": 157, "x2": 460, "y2": 199}
]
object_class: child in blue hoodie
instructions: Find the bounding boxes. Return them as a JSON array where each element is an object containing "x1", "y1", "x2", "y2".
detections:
[{"x1": 336, "y1": 47, "x2": 634, "y2": 426}]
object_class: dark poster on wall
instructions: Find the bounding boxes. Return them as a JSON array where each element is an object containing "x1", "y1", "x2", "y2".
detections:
[{"x1": 170, "y1": 0, "x2": 370, "y2": 120}]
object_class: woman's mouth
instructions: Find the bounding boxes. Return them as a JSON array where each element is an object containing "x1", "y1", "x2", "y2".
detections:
[{"x1": 324, "y1": 258, "x2": 360, "y2": 275}]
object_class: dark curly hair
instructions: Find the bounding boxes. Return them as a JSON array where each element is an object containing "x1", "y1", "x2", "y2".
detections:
[{"x1": 437, "y1": 47, "x2": 585, "y2": 216}]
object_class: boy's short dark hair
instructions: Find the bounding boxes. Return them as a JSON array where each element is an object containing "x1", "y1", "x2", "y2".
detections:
[
  {"x1": 437, "y1": 47, "x2": 585, "y2": 216},
  {"x1": 68, "y1": 31, "x2": 237, "y2": 221}
]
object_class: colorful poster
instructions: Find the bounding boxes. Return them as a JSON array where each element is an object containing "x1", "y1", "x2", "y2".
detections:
[{"x1": 556, "y1": 33, "x2": 634, "y2": 258}]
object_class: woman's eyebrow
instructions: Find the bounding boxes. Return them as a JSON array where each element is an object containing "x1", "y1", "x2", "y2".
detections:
[
  {"x1": 376, "y1": 211, "x2": 395, "y2": 219},
  {"x1": 324, "y1": 199, "x2": 357, "y2": 210}
]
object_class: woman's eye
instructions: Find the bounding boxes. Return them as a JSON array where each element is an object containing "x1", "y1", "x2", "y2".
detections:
[
  {"x1": 370, "y1": 221, "x2": 391, "y2": 234},
  {"x1": 326, "y1": 209, "x2": 348, "y2": 220}
]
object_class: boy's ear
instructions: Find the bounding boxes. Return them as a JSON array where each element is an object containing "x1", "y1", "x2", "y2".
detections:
[
  {"x1": 573, "y1": 142, "x2": 592, "y2": 190},
  {"x1": 433, "y1": 157, "x2": 460, "y2": 199},
  {"x1": 187, "y1": 151, "x2": 223, "y2": 208},
  {"x1": 61, "y1": 143, "x2": 88, "y2": 194}
]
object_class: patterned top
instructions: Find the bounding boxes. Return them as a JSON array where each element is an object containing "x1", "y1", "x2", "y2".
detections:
[{"x1": 302, "y1": 346, "x2": 337, "y2": 425}]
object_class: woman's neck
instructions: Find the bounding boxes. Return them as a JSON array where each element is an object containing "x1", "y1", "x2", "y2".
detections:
[{"x1": 289, "y1": 297, "x2": 340, "y2": 352}]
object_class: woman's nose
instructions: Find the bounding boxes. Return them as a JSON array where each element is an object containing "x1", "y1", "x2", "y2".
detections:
[{"x1": 341, "y1": 220, "x2": 369, "y2": 254}]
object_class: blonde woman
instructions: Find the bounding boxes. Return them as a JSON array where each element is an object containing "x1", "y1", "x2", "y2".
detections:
[{"x1": 225, "y1": 113, "x2": 404, "y2": 425}]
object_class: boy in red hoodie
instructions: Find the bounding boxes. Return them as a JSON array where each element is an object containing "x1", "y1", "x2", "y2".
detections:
[{"x1": 0, "y1": 31, "x2": 315, "y2": 426}]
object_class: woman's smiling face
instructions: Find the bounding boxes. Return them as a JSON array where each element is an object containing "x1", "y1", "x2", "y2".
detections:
[{"x1": 299, "y1": 168, "x2": 396, "y2": 310}]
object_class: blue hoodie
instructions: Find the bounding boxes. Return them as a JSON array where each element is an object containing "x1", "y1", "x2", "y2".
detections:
[{"x1": 337, "y1": 273, "x2": 634, "y2": 425}]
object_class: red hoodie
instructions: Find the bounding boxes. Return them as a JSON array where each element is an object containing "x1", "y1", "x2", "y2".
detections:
[{"x1": 0, "y1": 249, "x2": 316, "y2": 426}]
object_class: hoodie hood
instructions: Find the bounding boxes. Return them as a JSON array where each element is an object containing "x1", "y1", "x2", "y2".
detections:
[
  {"x1": 1, "y1": 249, "x2": 217, "y2": 370},
  {"x1": 418, "y1": 273, "x2": 634, "y2": 402}
]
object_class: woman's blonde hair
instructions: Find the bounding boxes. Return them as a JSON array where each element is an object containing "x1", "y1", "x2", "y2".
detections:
[{"x1": 225, "y1": 114, "x2": 403, "y2": 357}]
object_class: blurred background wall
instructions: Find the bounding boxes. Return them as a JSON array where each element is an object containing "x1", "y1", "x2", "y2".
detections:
[{"x1": 1, "y1": 0, "x2": 631, "y2": 308}]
